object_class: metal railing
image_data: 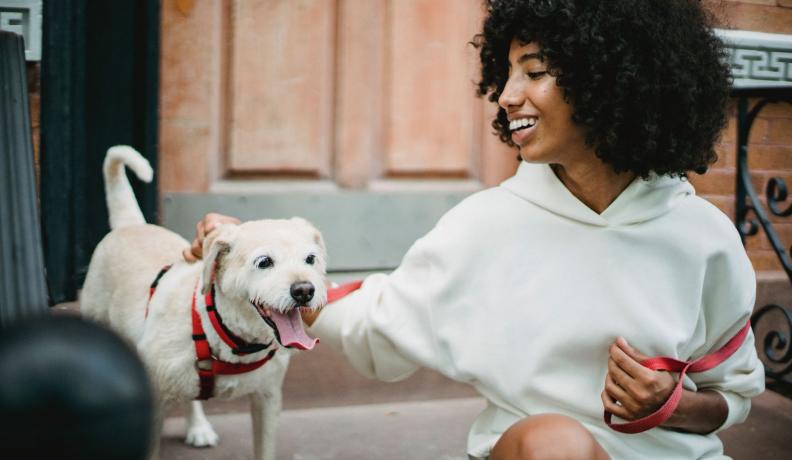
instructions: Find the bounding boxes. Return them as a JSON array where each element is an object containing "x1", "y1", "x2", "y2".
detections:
[
  {"x1": 733, "y1": 88, "x2": 792, "y2": 389},
  {"x1": 718, "y1": 27, "x2": 792, "y2": 392}
]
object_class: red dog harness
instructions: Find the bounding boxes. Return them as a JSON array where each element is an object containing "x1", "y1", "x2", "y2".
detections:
[
  {"x1": 146, "y1": 266, "x2": 277, "y2": 400},
  {"x1": 323, "y1": 280, "x2": 752, "y2": 435},
  {"x1": 191, "y1": 280, "x2": 277, "y2": 400},
  {"x1": 145, "y1": 264, "x2": 172, "y2": 319}
]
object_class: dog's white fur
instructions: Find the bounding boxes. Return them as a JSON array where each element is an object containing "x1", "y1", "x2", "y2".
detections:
[{"x1": 81, "y1": 146, "x2": 327, "y2": 460}]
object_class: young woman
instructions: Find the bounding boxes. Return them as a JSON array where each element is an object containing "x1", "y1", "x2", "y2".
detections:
[{"x1": 186, "y1": 1, "x2": 764, "y2": 458}]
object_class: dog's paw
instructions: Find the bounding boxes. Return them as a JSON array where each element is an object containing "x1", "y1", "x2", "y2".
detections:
[{"x1": 185, "y1": 423, "x2": 219, "y2": 448}]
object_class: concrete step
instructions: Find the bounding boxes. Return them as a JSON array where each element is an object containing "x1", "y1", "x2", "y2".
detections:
[
  {"x1": 162, "y1": 397, "x2": 482, "y2": 460},
  {"x1": 160, "y1": 391, "x2": 792, "y2": 460}
]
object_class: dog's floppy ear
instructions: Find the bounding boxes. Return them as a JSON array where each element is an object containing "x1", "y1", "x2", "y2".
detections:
[{"x1": 202, "y1": 224, "x2": 240, "y2": 294}]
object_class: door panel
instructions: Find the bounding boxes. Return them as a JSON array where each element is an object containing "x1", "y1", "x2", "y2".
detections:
[
  {"x1": 228, "y1": 0, "x2": 335, "y2": 176},
  {"x1": 384, "y1": 0, "x2": 482, "y2": 177}
]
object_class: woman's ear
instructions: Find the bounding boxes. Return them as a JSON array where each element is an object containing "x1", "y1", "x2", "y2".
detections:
[{"x1": 201, "y1": 224, "x2": 240, "y2": 294}]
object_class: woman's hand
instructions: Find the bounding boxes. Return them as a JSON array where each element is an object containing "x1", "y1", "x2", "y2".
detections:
[
  {"x1": 601, "y1": 337, "x2": 675, "y2": 421},
  {"x1": 182, "y1": 213, "x2": 241, "y2": 263}
]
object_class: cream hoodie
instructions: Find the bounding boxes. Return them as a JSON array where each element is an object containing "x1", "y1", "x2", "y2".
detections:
[{"x1": 309, "y1": 162, "x2": 765, "y2": 459}]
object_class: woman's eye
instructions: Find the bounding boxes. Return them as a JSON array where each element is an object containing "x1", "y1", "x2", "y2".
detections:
[
  {"x1": 254, "y1": 256, "x2": 273, "y2": 269},
  {"x1": 527, "y1": 71, "x2": 547, "y2": 80},
  {"x1": 305, "y1": 254, "x2": 316, "y2": 265}
]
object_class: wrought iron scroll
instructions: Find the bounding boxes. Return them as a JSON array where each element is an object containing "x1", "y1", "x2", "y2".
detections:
[{"x1": 734, "y1": 90, "x2": 792, "y2": 383}]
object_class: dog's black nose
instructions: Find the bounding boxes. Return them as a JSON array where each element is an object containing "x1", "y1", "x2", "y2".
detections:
[{"x1": 290, "y1": 281, "x2": 315, "y2": 304}]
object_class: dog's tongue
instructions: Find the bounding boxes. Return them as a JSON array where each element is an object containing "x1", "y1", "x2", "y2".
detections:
[{"x1": 269, "y1": 309, "x2": 318, "y2": 350}]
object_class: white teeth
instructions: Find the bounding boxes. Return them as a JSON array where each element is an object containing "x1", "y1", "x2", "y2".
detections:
[{"x1": 509, "y1": 117, "x2": 537, "y2": 131}]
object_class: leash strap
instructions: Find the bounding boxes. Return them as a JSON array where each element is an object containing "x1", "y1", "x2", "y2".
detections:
[
  {"x1": 191, "y1": 281, "x2": 277, "y2": 400},
  {"x1": 604, "y1": 320, "x2": 752, "y2": 434},
  {"x1": 145, "y1": 264, "x2": 173, "y2": 319},
  {"x1": 327, "y1": 280, "x2": 364, "y2": 303}
]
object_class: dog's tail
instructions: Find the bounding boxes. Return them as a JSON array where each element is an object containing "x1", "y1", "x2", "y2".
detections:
[{"x1": 103, "y1": 145, "x2": 153, "y2": 230}]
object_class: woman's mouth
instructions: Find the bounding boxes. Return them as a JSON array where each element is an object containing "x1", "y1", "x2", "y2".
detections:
[{"x1": 509, "y1": 117, "x2": 537, "y2": 146}]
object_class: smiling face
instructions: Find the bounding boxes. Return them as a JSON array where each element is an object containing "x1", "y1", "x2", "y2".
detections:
[{"x1": 498, "y1": 39, "x2": 591, "y2": 167}]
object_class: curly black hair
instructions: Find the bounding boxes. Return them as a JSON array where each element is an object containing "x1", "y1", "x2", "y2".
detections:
[{"x1": 473, "y1": 0, "x2": 731, "y2": 177}]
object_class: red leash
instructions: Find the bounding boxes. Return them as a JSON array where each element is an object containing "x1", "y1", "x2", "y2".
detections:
[
  {"x1": 605, "y1": 320, "x2": 752, "y2": 434},
  {"x1": 327, "y1": 280, "x2": 364, "y2": 303}
]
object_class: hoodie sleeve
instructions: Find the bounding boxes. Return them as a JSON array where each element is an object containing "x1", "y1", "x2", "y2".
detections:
[
  {"x1": 687, "y1": 239, "x2": 765, "y2": 433},
  {"x1": 307, "y1": 208, "x2": 470, "y2": 382}
]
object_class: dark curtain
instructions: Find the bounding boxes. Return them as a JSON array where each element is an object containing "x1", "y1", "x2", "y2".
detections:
[{"x1": 40, "y1": 0, "x2": 160, "y2": 304}]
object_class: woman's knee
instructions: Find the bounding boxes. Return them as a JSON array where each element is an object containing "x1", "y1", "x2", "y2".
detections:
[{"x1": 490, "y1": 414, "x2": 609, "y2": 460}]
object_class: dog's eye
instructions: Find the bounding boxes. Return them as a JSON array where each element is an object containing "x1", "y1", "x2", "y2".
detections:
[
  {"x1": 254, "y1": 256, "x2": 273, "y2": 269},
  {"x1": 305, "y1": 254, "x2": 316, "y2": 265}
]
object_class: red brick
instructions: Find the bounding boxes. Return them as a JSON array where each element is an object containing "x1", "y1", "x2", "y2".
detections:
[
  {"x1": 720, "y1": 116, "x2": 770, "y2": 145},
  {"x1": 714, "y1": 142, "x2": 736, "y2": 168},
  {"x1": 709, "y1": 1, "x2": 792, "y2": 34},
  {"x1": 748, "y1": 119, "x2": 771, "y2": 144},
  {"x1": 746, "y1": 144, "x2": 792, "y2": 170},
  {"x1": 759, "y1": 102, "x2": 792, "y2": 119},
  {"x1": 748, "y1": 249, "x2": 784, "y2": 272},
  {"x1": 767, "y1": 119, "x2": 792, "y2": 144},
  {"x1": 689, "y1": 170, "x2": 736, "y2": 195},
  {"x1": 722, "y1": 117, "x2": 737, "y2": 143},
  {"x1": 758, "y1": 223, "x2": 792, "y2": 251}
]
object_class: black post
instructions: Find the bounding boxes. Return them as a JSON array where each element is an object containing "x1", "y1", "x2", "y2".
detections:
[{"x1": 0, "y1": 31, "x2": 49, "y2": 326}]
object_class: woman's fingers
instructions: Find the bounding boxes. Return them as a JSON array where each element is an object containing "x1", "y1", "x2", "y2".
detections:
[
  {"x1": 183, "y1": 213, "x2": 242, "y2": 263},
  {"x1": 607, "y1": 340, "x2": 676, "y2": 419},
  {"x1": 603, "y1": 373, "x2": 639, "y2": 417},
  {"x1": 607, "y1": 354, "x2": 641, "y2": 397},
  {"x1": 610, "y1": 341, "x2": 649, "y2": 380},
  {"x1": 602, "y1": 378, "x2": 634, "y2": 420}
]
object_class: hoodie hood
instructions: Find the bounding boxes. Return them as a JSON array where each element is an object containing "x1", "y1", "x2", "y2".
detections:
[{"x1": 500, "y1": 162, "x2": 694, "y2": 227}]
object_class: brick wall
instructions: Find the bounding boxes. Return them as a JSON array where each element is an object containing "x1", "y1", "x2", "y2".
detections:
[{"x1": 690, "y1": 1, "x2": 792, "y2": 272}]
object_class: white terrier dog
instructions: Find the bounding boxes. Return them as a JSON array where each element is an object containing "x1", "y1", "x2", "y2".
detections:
[{"x1": 81, "y1": 146, "x2": 327, "y2": 460}]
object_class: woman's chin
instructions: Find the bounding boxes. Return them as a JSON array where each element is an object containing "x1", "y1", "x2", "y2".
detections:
[{"x1": 518, "y1": 149, "x2": 549, "y2": 164}]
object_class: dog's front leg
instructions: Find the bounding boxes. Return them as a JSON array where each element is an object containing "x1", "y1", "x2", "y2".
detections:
[
  {"x1": 251, "y1": 390, "x2": 281, "y2": 460},
  {"x1": 185, "y1": 400, "x2": 219, "y2": 447}
]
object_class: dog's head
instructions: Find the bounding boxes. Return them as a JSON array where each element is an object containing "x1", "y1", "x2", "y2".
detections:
[{"x1": 201, "y1": 217, "x2": 327, "y2": 350}]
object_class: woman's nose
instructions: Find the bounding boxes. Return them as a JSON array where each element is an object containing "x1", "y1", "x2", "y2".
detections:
[{"x1": 498, "y1": 77, "x2": 523, "y2": 111}]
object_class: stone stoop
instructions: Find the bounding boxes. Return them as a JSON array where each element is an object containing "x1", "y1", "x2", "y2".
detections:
[{"x1": 160, "y1": 391, "x2": 792, "y2": 460}]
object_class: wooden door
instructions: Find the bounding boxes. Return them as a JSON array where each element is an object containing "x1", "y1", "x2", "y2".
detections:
[{"x1": 160, "y1": 0, "x2": 517, "y2": 273}]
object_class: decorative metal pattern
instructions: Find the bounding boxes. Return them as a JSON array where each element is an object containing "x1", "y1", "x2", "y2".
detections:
[
  {"x1": 716, "y1": 29, "x2": 792, "y2": 89},
  {"x1": 734, "y1": 90, "x2": 792, "y2": 382},
  {"x1": 751, "y1": 304, "x2": 792, "y2": 380},
  {"x1": 725, "y1": 47, "x2": 792, "y2": 86},
  {"x1": 724, "y1": 22, "x2": 792, "y2": 386}
]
